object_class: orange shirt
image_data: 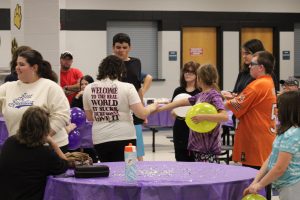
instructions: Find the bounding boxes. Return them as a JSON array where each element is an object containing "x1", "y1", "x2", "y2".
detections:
[{"x1": 226, "y1": 75, "x2": 276, "y2": 166}]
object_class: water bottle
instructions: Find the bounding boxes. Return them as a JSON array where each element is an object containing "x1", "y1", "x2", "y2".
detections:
[{"x1": 124, "y1": 143, "x2": 137, "y2": 182}]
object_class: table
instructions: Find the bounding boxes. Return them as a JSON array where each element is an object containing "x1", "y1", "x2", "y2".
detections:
[
  {"x1": 144, "y1": 109, "x2": 174, "y2": 152},
  {"x1": 44, "y1": 161, "x2": 265, "y2": 200},
  {"x1": 0, "y1": 117, "x2": 9, "y2": 151}
]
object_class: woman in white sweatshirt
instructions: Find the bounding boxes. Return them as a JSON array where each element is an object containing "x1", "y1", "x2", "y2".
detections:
[{"x1": 0, "y1": 49, "x2": 70, "y2": 152}]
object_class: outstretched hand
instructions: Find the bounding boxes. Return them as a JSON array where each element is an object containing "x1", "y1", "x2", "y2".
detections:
[
  {"x1": 65, "y1": 123, "x2": 77, "y2": 134},
  {"x1": 243, "y1": 183, "x2": 262, "y2": 196},
  {"x1": 221, "y1": 91, "x2": 237, "y2": 100},
  {"x1": 148, "y1": 102, "x2": 159, "y2": 113}
]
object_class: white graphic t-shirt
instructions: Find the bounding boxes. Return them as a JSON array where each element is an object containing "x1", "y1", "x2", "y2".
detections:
[{"x1": 83, "y1": 78, "x2": 141, "y2": 145}]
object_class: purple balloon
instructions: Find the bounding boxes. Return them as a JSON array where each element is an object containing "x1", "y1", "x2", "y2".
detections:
[
  {"x1": 70, "y1": 107, "x2": 86, "y2": 127},
  {"x1": 68, "y1": 128, "x2": 81, "y2": 150}
]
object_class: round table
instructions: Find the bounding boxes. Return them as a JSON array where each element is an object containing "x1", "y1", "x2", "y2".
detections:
[{"x1": 44, "y1": 161, "x2": 265, "y2": 200}]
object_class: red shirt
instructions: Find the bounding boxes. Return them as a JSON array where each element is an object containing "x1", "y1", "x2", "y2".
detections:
[{"x1": 60, "y1": 68, "x2": 83, "y2": 103}]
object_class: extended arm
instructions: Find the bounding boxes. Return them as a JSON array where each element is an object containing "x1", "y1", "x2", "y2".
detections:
[
  {"x1": 191, "y1": 110, "x2": 228, "y2": 123},
  {"x1": 141, "y1": 74, "x2": 153, "y2": 96},
  {"x1": 130, "y1": 102, "x2": 158, "y2": 119},
  {"x1": 156, "y1": 98, "x2": 190, "y2": 112}
]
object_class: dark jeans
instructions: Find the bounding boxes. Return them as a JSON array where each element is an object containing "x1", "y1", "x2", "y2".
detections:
[
  {"x1": 94, "y1": 139, "x2": 136, "y2": 162},
  {"x1": 60, "y1": 145, "x2": 69, "y2": 153},
  {"x1": 243, "y1": 164, "x2": 272, "y2": 200}
]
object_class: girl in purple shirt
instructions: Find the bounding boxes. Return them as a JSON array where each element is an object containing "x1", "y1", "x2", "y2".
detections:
[{"x1": 157, "y1": 64, "x2": 228, "y2": 163}]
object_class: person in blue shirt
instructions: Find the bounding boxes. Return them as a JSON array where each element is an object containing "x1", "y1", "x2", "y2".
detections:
[{"x1": 243, "y1": 90, "x2": 300, "y2": 200}]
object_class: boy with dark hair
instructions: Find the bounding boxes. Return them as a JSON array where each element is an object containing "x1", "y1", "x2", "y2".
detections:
[{"x1": 112, "y1": 33, "x2": 145, "y2": 160}]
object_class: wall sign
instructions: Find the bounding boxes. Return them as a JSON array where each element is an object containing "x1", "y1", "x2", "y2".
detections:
[
  {"x1": 190, "y1": 48, "x2": 203, "y2": 56},
  {"x1": 168, "y1": 51, "x2": 177, "y2": 61},
  {"x1": 282, "y1": 50, "x2": 290, "y2": 60}
]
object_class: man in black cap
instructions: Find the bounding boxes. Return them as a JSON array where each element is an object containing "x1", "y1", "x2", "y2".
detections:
[
  {"x1": 279, "y1": 76, "x2": 299, "y2": 94},
  {"x1": 60, "y1": 51, "x2": 83, "y2": 104}
]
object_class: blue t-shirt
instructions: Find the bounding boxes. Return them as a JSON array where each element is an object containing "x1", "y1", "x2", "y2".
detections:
[{"x1": 267, "y1": 127, "x2": 300, "y2": 190}]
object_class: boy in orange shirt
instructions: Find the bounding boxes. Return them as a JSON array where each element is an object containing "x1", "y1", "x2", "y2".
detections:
[{"x1": 226, "y1": 51, "x2": 277, "y2": 168}]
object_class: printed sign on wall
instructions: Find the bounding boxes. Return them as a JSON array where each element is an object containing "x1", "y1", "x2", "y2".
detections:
[{"x1": 189, "y1": 48, "x2": 203, "y2": 56}]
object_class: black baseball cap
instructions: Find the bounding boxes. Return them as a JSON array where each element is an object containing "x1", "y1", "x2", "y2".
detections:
[
  {"x1": 60, "y1": 51, "x2": 73, "y2": 59},
  {"x1": 279, "y1": 77, "x2": 299, "y2": 87}
]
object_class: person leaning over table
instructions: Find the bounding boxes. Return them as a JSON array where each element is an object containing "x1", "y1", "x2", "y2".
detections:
[
  {"x1": 83, "y1": 55, "x2": 158, "y2": 162},
  {"x1": 0, "y1": 49, "x2": 71, "y2": 152}
]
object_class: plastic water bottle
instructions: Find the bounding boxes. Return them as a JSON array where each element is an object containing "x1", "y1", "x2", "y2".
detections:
[{"x1": 124, "y1": 143, "x2": 137, "y2": 182}]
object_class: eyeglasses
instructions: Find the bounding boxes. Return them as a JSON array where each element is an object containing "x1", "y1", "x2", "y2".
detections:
[
  {"x1": 184, "y1": 70, "x2": 196, "y2": 74},
  {"x1": 249, "y1": 61, "x2": 260, "y2": 67},
  {"x1": 242, "y1": 51, "x2": 252, "y2": 56}
]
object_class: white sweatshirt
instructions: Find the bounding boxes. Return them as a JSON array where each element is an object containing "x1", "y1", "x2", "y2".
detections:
[{"x1": 0, "y1": 78, "x2": 70, "y2": 147}]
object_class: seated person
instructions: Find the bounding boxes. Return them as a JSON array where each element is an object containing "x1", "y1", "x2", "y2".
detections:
[
  {"x1": 0, "y1": 106, "x2": 69, "y2": 200},
  {"x1": 279, "y1": 76, "x2": 299, "y2": 94},
  {"x1": 71, "y1": 75, "x2": 94, "y2": 110}
]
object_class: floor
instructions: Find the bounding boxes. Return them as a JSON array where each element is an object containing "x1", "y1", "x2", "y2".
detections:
[{"x1": 142, "y1": 128, "x2": 280, "y2": 200}]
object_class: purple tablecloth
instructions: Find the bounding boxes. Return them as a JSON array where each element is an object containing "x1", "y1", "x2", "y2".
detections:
[
  {"x1": 0, "y1": 117, "x2": 9, "y2": 150},
  {"x1": 44, "y1": 161, "x2": 265, "y2": 200},
  {"x1": 146, "y1": 109, "x2": 174, "y2": 128},
  {"x1": 77, "y1": 121, "x2": 93, "y2": 149}
]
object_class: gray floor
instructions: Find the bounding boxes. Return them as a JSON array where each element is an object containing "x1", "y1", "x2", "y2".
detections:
[{"x1": 142, "y1": 128, "x2": 279, "y2": 200}]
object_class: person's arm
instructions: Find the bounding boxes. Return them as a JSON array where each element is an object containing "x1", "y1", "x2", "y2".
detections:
[
  {"x1": 48, "y1": 82, "x2": 71, "y2": 136},
  {"x1": 47, "y1": 135, "x2": 67, "y2": 160},
  {"x1": 64, "y1": 69, "x2": 83, "y2": 92},
  {"x1": 141, "y1": 74, "x2": 153, "y2": 96},
  {"x1": 130, "y1": 102, "x2": 158, "y2": 119},
  {"x1": 252, "y1": 152, "x2": 291, "y2": 191},
  {"x1": 85, "y1": 110, "x2": 94, "y2": 121},
  {"x1": 65, "y1": 123, "x2": 76, "y2": 134},
  {"x1": 245, "y1": 152, "x2": 292, "y2": 195},
  {"x1": 191, "y1": 110, "x2": 228, "y2": 123},
  {"x1": 64, "y1": 82, "x2": 80, "y2": 92},
  {"x1": 243, "y1": 156, "x2": 270, "y2": 196},
  {"x1": 156, "y1": 98, "x2": 191, "y2": 112}
]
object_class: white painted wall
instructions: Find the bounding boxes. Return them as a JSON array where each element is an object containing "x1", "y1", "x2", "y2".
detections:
[
  {"x1": 145, "y1": 31, "x2": 181, "y2": 98},
  {"x1": 64, "y1": 0, "x2": 300, "y2": 13},
  {"x1": 279, "y1": 32, "x2": 295, "y2": 82},
  {"x1": 60, "y1": 31, "x2": 107, "y2": 81},
  {"x1": 23, "y1": 0, "x2": 60, "y2": 73},
  {"x1": 0, "y1": 0, "x2": 10, "y2": 8},
  {"x1": 0, "y1": 31, "x2": 11, "y2": 69},
  {"x1": 223, "y1": 32, "x2": 239, "y2": 91}
]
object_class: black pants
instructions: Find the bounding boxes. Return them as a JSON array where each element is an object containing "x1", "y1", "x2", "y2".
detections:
[
  {"x1": 60, "y1": 145, "x2": 69, "y2": 153},
  {"x1": 243, "y1": 164, "x2": 272, "y2": 200},
  {"x1": 174, "y1": 147, "x2": 194, "y2": 162},
  {"x1": 94, "y1": 139, "x2": 136, "y2": 162}
]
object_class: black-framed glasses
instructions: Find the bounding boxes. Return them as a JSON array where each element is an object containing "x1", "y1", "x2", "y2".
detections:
[
  {"x1": 183, "y1": 69, "x2": 196, "y2": 74},
  {"x1": 250, "y1": 61, "x2": 260, "y2": 67},
  {"x1": 242, "y1": 51, "x2": 252, "y2": 56}
]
